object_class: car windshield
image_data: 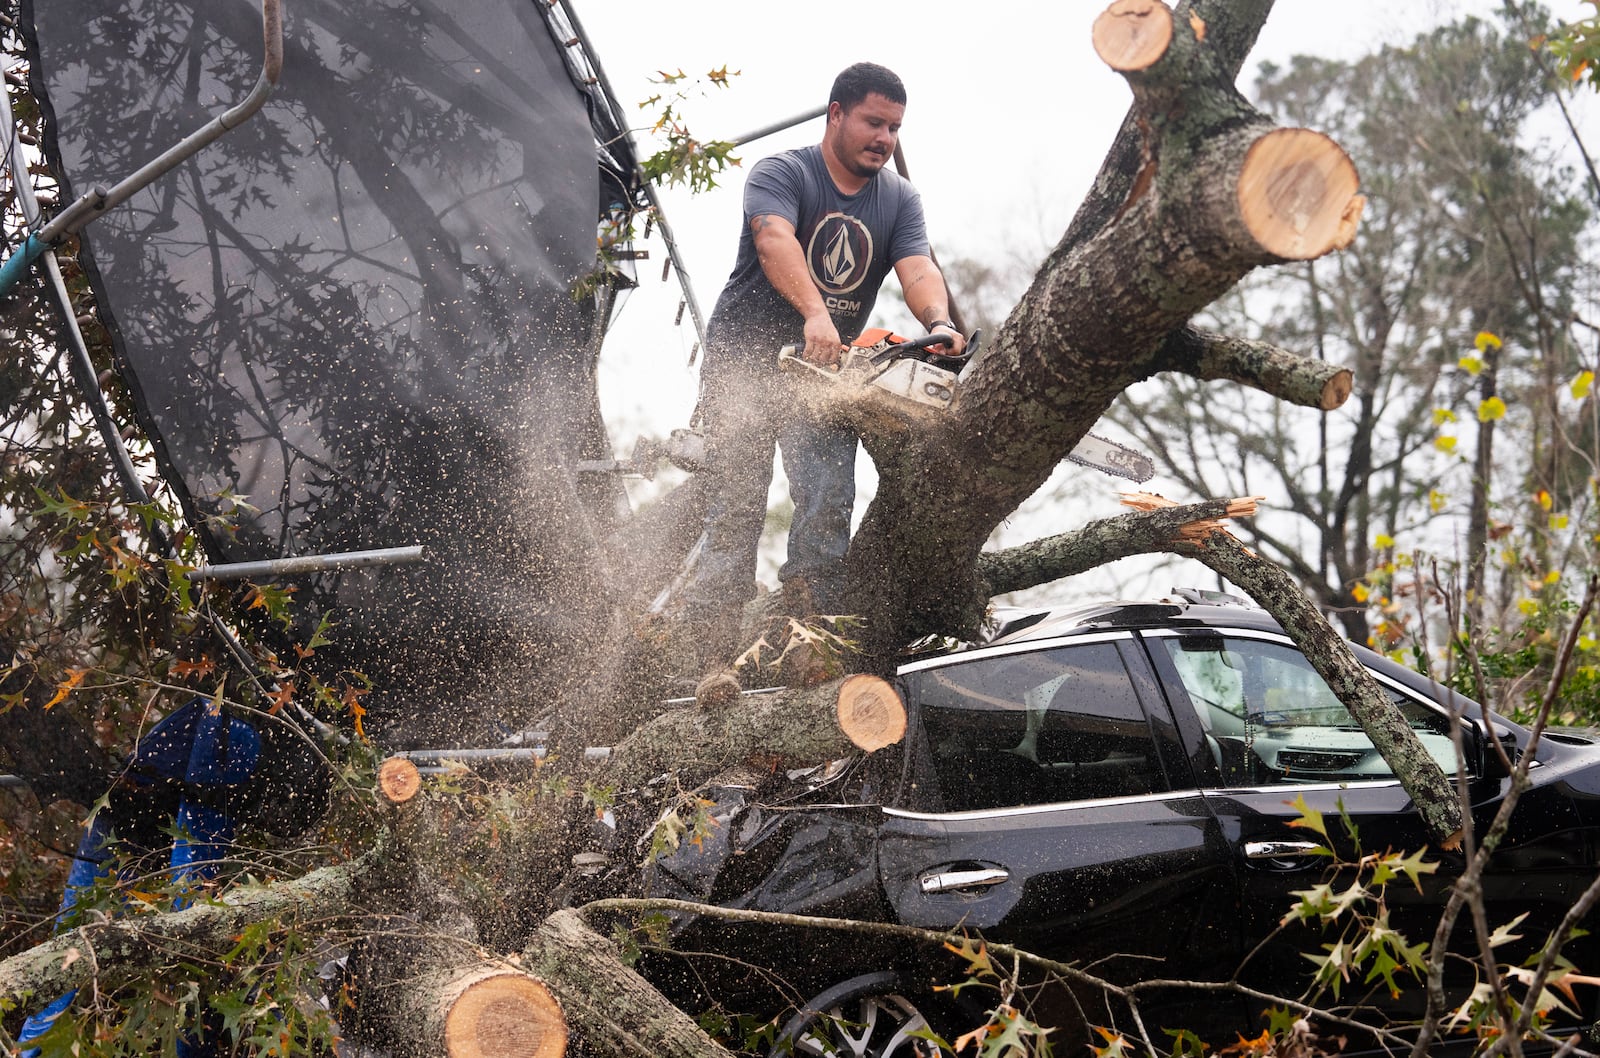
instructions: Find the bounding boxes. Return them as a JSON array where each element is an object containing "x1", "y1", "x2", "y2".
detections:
[{"x1": 1157, "y1": 634, "x2": 1464, "y2": 785}]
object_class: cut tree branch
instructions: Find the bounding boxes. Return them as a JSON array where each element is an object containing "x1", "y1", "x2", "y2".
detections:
[
  {"x1": 603, "y1": 675, "x2": 905, "y2": 792},
  {"x1": 978, "y1": 494, "x2": 1463, "y2": 846},
  {"x1": 0, "y1": 852, "x2": 377, "y2": 1004},
  {"x1": 979, "y1": 495, "x2": 1261, "y2": 596},
  {"x1": 1182, "y1": 528, "x2": 1463, "y2": 847},
  {"x1": 1157, "y1": 326, "x2": 1353, "y2": 410}
]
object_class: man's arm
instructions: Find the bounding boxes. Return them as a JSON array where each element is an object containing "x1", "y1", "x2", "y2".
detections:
[
  {"x1": 751, "y1": 213, "x2": 843, "y2": 366},
  {"x1": 894, "y1": 254, "x2": 966, "y2": 357}
]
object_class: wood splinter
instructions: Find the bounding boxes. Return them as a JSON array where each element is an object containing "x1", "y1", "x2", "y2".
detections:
[{"x1": 1121, "y1": 492, "x2": 1262, "y2": 543}]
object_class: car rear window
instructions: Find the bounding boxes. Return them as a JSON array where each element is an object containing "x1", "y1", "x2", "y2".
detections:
[{"x1": 907, "y1": 643, "x2": 1167, "y2": 812}]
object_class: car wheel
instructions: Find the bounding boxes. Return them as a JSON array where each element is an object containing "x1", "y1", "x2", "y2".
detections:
[{"x1": 772, "y1": 971, "x2": 944, "y2": 1058}]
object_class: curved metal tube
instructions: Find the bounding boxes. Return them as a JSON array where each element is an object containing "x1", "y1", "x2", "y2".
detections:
[{"x1": 31, "y1": 0, "x2": 284, "y2": 246}]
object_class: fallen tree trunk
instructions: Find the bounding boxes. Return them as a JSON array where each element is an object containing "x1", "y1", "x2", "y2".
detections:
[
  {"x1": 0, "y1": 668, "x2": 906, "y2": 1008},
  {"x1": 604, "y1": 674, "x2": 905, "y2": 791},
  {"x1": 520, "y1": 909, "x2": 735, "y2": 1058},
  {"x1": 0, "y1": 852, "x2": 377, "y2": 1004}
]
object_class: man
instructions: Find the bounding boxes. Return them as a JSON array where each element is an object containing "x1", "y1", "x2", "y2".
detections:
[{"x1": 681, "y1": 62, "x2": 964, "y2": 681}]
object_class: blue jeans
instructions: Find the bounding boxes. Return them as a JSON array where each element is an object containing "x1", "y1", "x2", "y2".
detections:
[{"x1": 682, "y1": 342, "x2": 855, "y2": 646}]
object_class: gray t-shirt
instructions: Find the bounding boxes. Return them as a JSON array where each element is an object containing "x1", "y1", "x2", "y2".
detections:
[{"x1": 706, "y1": 144, "x2": 930, "y2": 358}]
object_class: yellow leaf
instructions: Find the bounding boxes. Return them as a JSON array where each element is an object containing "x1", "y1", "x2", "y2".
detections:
[
  {"x1": 1573, "y1": 371, "x2": 1594, "y2": 400},
  {"x1": 1458, "y1": 355, "x2": 1484, "y2": 376},
  {"x1": 1553, "y1": 514, "x2": 1570, "y2": 529},
  {"x1": 1429, "y1": 489, "x2": 1448, "y2": 513},
  {"x1": 1434, "y1": 435, "x2": 1458, "y2": 453},
  {"x1": 1536, "y1": 489, "x2": 1553, "y2": 510},
  {"x1": 42, "y1": 668, "x2": 87, "y2": 709},
  {"x1": 1432, "y1": 408, "x2": 1458, "y2": 425},
  {"x1": 1351, "y1": 582, "x2": 1371, "y2": 603},
  {"x1": 1545, "y1": 570, "x2": 1561, "y2": 585},
  {"x1": 1474, "y1": 331, "x2": 1503, "y2": 352},
  {"x1": 1477, "y1": 396, "x2": 1507, "y2": 421},
  {"x1": 1375, "y1": 533, "x2": 1395, "y2": 549},
  {"x1": 1519, "y1": 598, "x2": 1539, "y2": 616}
]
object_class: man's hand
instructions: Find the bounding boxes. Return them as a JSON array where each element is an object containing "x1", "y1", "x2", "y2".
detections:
[
  {"x1": 929, "y1": 323, "x2": 966, "y2": 359},
  {"x1": 801, "y1": 312, "x2": 845, "y2": 368}
]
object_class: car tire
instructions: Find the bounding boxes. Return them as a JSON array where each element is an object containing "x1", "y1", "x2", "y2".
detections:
[{"x1": 771, "y1": 970, "x2": 945, "y2": 1058}]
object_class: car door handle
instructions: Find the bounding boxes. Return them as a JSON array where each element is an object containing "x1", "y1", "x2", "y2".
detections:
[
  {"x1": 920, "y1": 867, "x2": 1010, "y2": 894},
  {"x1": 1244, "y1": 840, "x2": 1323, "y2": 860}
]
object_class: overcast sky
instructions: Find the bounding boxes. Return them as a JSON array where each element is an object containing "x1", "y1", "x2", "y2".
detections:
[{"x1": 576, "y1": 1, "x2": 1600, "y2": 595}]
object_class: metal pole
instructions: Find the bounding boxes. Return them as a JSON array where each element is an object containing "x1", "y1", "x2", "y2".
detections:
[
  {"x1": 187, "y1": 545, "x2": 426, "y2": 582},
  {"x1": 728, "y1": 104, "x2": 827, "y2": 147},
  {"x1": 3, "y1": 83, "x2": 154, "y2": 514},
  {"x1": 638, "y1": 179, "x2": 707, "y2": 354},
  {"x1": 2, "y1": 32, "x2": 341, "y2": 748}
]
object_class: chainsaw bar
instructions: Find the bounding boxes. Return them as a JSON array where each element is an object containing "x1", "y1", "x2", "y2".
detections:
[{"x1": 1067, "y1": 432, "x2": 1155, "y2": 483}]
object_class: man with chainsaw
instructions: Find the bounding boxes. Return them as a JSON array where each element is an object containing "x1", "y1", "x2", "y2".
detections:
[{"x1": 681, "y1": 61, "x2": 964, "y2": 689}]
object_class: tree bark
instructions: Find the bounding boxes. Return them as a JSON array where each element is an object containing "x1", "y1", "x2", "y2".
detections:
[
  {"x1": 0, "y1": 853, "x2": 375, "y2": 1003},
  {"x1": 1155, "y1": 326, "x2": 1353, "y2": 410},
  {"x1": 837, "y1": 1, "x2": 1364, "y2": 657},
  {"x1": 1186, "y1": 530, "x2": 1463, "y2": 847},
  {"x1": 604, "y1": 675, "x2": 905, "y2": 792},
  {"x1": 979, "y1": 495, "x2": 1261, "y2": 595},
  {"x1": 520, "y1": 909, "x2": 734, "y2": 1058}
]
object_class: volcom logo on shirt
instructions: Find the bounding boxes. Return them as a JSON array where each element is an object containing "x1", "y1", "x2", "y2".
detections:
[{"x1": 806, "y1": 212, "x2": 873, "y2": 297}]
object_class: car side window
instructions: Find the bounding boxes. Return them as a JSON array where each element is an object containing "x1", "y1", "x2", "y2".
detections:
[
  {"x1": 908, "y1": 643, "x2": 1167, "y2": 812},
  {"x1": 1156, "y1": 635, "x2": 1465, "y2": 785}
]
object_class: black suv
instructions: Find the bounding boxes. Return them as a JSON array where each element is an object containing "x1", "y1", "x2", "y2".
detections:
[{"x1": 640, "y1": 593, "x2": 1600, "y2": 1055}]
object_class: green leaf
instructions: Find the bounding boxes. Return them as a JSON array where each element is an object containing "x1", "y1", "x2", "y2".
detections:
[
  {"x1": 1263, "y1": 1005, "x2": 1301, "y2": 1037},
  {"x1": 1393, "y1": 847, "x2": 1439, "y2": 892},
  {"x1": 907, "y1": 1025, "x2": 955, "y2": 1051},
  {"x1": 31, "y1": 485, "x2": 91, "y2": 524},
  {"x1": 1163, "y1": 1026, "x2": 1208, "y2": 1057},
  {"x1": 1285, "y1": 792, "x2": 1328, "y2": 840}
]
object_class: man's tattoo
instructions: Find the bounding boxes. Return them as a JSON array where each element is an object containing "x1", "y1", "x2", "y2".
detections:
[{"x1": 752, "y1": 214, "x2": 774, "y2": 232}]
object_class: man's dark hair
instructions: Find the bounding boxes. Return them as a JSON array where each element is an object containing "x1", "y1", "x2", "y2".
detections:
[{"x1": 829, "y1": 62, "x2": 906, "y2": 110}]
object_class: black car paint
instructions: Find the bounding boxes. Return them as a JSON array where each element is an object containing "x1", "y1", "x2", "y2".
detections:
[{"x1": 640, "y1": 600, "x2": 1600, "y2": 1047}]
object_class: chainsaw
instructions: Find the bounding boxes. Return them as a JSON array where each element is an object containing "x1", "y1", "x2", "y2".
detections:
[{"x1": 778, "y1": 328, "x2": 1154, "y2": 483}]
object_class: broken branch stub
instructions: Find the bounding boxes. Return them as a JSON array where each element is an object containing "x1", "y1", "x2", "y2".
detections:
[
  {"x1": 1092, "y1": 0, "x2": 1174, "y2": 73},
  {"x1": 1238, "y1": 128, "x2": 1364, "y2": 260}
]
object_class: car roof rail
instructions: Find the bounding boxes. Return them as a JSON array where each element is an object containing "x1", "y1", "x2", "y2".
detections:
[{"x1": 1170, "y1": 586, "x2": 1256, "y2": 609}]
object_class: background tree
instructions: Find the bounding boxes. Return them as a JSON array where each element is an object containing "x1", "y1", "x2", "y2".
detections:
[{"x1": 1107, "y1": 7, "x2": 1596, "y2": 650}]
